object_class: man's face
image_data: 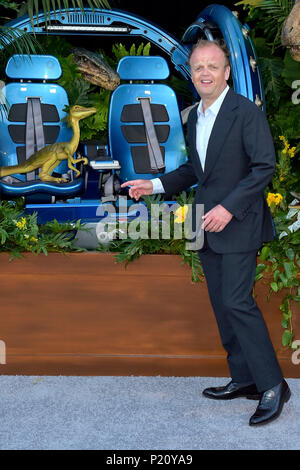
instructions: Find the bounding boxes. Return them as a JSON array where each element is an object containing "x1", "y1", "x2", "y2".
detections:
[{"x1": 190, "y1": 44, "x2": 230, "y2": 103}]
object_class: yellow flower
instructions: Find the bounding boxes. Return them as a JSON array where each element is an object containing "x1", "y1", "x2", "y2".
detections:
[
  {"x1": 267, "y1": 192, "x2": 283, "y2": 207},
  {"x1": 279, "y1": 135, "x2": 296, "y2": 158},
  {"x1": 174, "y1": 205, "x2": 189, "y2": 223},
  {"x1": 289, "y1": 146, "x2": 296, "y2": 158},
  {"x1": 15, "y1": 217, "x2": 27, "y2": 230},
  {"x1": 29, "y1": 237, "x2": 38, "y2": 243}
]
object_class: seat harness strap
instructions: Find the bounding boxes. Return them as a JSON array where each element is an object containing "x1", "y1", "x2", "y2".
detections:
[
  {"x1": 25, "y1": 98, "x2": 45, "y2": 181},
  {"x1": 139, "y1": 98, "x2": 165, "y2": 173}
]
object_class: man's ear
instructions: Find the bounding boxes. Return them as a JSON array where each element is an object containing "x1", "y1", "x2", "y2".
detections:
[{"x1": 225, "y1": 65, "x2": 231, "y2": 81}]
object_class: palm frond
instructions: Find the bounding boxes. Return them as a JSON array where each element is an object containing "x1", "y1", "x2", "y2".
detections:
[
  {"x1": 260, "y1": 56, "x2": 285, "y2": 106},
  {"x1": 27, "y1": 0, "x2": 110, "y2": 26},
  {"x1": 236, "y1": 0, "x2": 293, "y2": 12},
  {"x1": 235, "y1": 0, "x2": 264, "y2": 6},
  {"x1": 0, "y1": 25, "x2": 41, "y2": 54},
  {"x1": 236, "y1": 1, "x2": 295, "y2": 47}
]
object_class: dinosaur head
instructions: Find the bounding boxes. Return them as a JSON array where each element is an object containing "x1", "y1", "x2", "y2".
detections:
[
  {"x1": 72, "y1": 47, "x2": 120, "y2": 90},
  {"x1": 281, "y1": 0, "x2": 300, "y2": 61},
  {"x1": 68, "y1": 105, "x2": 97, "y2": 124}
]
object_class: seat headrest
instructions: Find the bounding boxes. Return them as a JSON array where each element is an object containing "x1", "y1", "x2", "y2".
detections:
[
  {"x1": 117, "y1": 56, "x2": 169, "y2": 80},
  {"x1": 6, "y1": 55, "x2": 62, "y2": 80}
]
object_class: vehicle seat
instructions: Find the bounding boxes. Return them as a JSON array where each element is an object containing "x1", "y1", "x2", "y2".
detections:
[
  {"x1": 108, "y1": 56, "x2": 188, "y2": 184},
  {"x1": 0, "y1": 54, "x2": 84, "y2": 199}
]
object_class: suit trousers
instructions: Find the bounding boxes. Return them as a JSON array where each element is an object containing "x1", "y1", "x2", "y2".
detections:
[{"x1": 198, "y1": 238, "x2": 283, "y2": 392}]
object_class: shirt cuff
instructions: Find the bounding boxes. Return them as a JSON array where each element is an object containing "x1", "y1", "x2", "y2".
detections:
[{"x1": 151, "y1": 178, "x2": 165, "y2": 194}]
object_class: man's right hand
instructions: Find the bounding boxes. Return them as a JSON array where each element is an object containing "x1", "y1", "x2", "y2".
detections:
[{"x1": 121, "y1": 179, "x2": 153, "y2": 201}]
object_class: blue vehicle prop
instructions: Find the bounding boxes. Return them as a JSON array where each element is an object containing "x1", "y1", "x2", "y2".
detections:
[{"x1": 0, "y1": 5, "x2": 264, "y2": 247}]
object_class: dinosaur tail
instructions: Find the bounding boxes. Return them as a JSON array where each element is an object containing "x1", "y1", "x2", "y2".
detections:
[{"x1": 0, "y1": 165, "x2": 29, "y2": 177}]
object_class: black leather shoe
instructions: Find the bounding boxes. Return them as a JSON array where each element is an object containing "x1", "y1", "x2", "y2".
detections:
[
  {"x1": 202, "y1": 380, "x2": 261, "y2": 400},
  {"x1": 249, "y1": 379, "x2": 291, "y2": 426}
]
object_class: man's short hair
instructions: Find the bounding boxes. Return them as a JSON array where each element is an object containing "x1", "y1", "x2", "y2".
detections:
[{"x1": 188, "y1": 39, "x2": 231, "y2": 67}]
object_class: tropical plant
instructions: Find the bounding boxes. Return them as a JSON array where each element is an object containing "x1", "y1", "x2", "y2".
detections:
[
  {"x1": 257, "y1": 134, "x2": 300, "y2": 349},
  {"x1": 0, "y1": 1, "x2": 40, "y2": 55},
  {"x1": 238, "y1": 1, "x2": 300, "y2": 348},
  {"x1": 0, "y1": 198, "x2": 84, "y2": 259},
  {"x1": 96, "y1": 191, "x2": 204, "y2": 283},
  {"x1": 257, "y1": 208, "x2": 300, "y2": 349},
  {"x1": 236, "y1": 0, "x2": 294, "y2": 47}
]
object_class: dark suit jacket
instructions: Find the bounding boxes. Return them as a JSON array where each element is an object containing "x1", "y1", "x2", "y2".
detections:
[{"x1": 159, "y1": 87, "x2": 276, "y2": 253}]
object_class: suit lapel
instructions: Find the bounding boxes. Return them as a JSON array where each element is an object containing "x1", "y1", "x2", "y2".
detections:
[
  {"x1": 189, "y1": 106, "x2": 204, "y2": 179},
  {"x1": 202, "y1": 88, "x2": 238, "y2": 184}
]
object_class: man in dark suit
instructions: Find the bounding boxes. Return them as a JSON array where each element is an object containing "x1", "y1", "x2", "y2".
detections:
[{"x1": 121, "y1": 39, "x2": 291, "y2": 426}]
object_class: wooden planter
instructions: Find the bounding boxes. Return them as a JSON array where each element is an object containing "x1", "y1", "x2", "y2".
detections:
[{"x1": 0, "y1": 252, "x2": 299, "y2": 377}]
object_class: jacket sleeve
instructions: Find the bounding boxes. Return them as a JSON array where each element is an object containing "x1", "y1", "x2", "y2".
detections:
[
  {"x1": 220, "y1": 104, "x2": 276, "y2": 221},
  {"x1": 159, "y1": 159, "x2": 198, "y2": 198}
]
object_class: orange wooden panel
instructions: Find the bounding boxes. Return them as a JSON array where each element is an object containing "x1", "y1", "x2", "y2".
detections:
[{"x1": 0, "y1": 253, "x2": 298, "y2": 377}]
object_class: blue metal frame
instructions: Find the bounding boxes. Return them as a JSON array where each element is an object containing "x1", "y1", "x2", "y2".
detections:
[
  {"x1": 4, "y1": 8, "x2": 191, "y2": 81},
  {"x1": 187, "y1": 4, "x2": 265, "y2": 109}
]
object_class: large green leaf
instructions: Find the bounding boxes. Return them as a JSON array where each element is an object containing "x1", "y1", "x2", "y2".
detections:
[
  {"x1": 260, "y1": 56, "x2": 285, "y2": 107},
  {"x1": 0, "y1": 24, "x2": 40, "y2": 53}
]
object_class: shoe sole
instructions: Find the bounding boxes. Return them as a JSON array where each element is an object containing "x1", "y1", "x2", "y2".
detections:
[
  {"x1": 203, "y1": 393, "x2": 261, "y2": 401},
  {"x1": 249, "y1": 388, "x2": 291, "y2": 426}
]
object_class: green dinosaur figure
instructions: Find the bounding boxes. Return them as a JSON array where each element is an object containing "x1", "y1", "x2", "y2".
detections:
[{"x1": 0, "y1": 105, "x2": 96, "y2": 183}]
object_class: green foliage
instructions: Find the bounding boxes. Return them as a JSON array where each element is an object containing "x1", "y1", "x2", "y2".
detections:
[
  {"x1": 261, "y1": 138, "x2": 300, "y2": 350},
  {"x1": 259, "y1": 55, "x2": 286, "y2": 109},
  {"x1": 236, "y1": 0, "x2": 294, "y2": 46},
  {"x1": 0, "y1": 25, "x2": 41, "y2": 57},
  {"x1": 0, "y1": 1, "x2": 19, "y2": 14},
  {"x1": 270, "y1": 101, "x2": 300, "y2": 144},
  {"x1": 0, "y1": 199, "x2": 84, "y2": 259},
  {"x1": 266, "y1": 136, "x2": 298, "y2": 208},
  {"x1": 96, "y1": 191, "x2": 204, "y2": 283},
  {"x1": 258, "y1": 210, "x2": 300, "y2": 347},
  {"x1": 111, "y1": 42, "x2": 151, "y2": 62},
  {"x1": 35, "y1": 35, "x2": 73, "y2": 57},
  {"x1": 0, "y1": 1, "x2": 41, "y2": 66}
]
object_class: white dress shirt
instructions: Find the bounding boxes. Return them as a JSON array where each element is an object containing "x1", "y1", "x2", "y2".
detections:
[{"x1": 152, "y1": 85, "x2": 229, "y2": 194}]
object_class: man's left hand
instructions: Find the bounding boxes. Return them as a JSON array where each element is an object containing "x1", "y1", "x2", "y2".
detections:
[{"x1": 202, "y1": 204, "x2": 233, "y2": 232}]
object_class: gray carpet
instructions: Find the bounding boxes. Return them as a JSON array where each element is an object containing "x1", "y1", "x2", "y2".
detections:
[{"x1": 0, "y1": 376, "x2": 299, "y2": 450}]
